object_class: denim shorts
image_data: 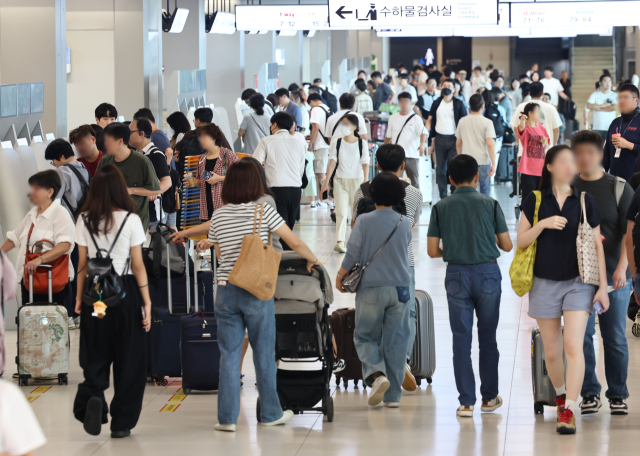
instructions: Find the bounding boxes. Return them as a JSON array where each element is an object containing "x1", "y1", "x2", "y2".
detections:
[{"x1": 528, "y1": 275, "x2": 595, "y2": 319}]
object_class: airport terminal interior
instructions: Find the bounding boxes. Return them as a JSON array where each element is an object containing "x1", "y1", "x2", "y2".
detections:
[{"x1": 1, "y1": 0, "x2": 640, "y2": 455}]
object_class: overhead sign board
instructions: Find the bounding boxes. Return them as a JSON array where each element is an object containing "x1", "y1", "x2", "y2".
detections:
[
  {"x1": 328, "y1": 0, "x2": 499, "y2": 27},
  {"x1": 511, "y1": 1, "x2": 640, "y2": 27},
  {"x1": 235, "y1": 5, "x2": 330, "y2": 31}
]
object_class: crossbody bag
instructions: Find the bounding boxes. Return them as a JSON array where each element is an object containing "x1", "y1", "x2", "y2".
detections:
[{"x1": 394, "y1": 114, "x2": 417, "y2": 145}]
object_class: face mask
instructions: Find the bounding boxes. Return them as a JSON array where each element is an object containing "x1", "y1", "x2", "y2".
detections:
[
  {"x1": 442, "y1": 88, "x2": 453, "y2": 96},
  {"x1": 340, "y1": 126, "x2": 353, "y2": 136},
  {"x1": 167, "y1": 126, "x2": 175, "y2": 138}
]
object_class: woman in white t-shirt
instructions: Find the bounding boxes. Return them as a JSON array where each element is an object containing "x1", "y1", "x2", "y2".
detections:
[
  {"x1": 72, "y1": 164, "x2": 151, "y2": 440},
  {"x1": 196, "y1": 160, "x2": 320, "y2": 432},
  {"x1": 321, "y1": 114, "x2": 369, "y2": 253}
]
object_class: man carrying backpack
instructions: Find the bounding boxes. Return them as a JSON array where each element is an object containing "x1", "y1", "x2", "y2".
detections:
[
  {"x1": 45, "y1": 138, "x2": 91, "y2": 330},
  {"x1": 351, "y1": 144, "x2": 423, "y2": 391}
]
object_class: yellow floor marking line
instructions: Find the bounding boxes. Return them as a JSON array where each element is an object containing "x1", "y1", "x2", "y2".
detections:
[
  {"x1": 319, "y1": 253, "x2": 333, "y2": 264},
  {"x1": 176, "y1": 388, "x2": 183, "y2": 393},
  {"x1": 160, "y1": 404, "x2": 181, "y2": 412},
  {"x1": 293, "y1": 219, "x2": 313, "y2": 231},
  {"x1": 25, "y1": 395, "x2": 39, "y2": 403},
  {"x1": 30, "y1": 386, "x2": 51, "y2": 394},
  {"x1": 169, "y1": 394, "x2": 187, "y2": 402}
]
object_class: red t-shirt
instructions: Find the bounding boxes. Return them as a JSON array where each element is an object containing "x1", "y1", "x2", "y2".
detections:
[
  {"x1": 517, "y1": 124, "x2": 549, "y2": 176},
  {"x1": 80, "y1": 150, "x2": 103, "y2": 177}
]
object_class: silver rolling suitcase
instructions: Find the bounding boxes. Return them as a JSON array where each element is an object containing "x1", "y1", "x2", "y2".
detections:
[
  {"x1": 409, "y1": 290, "x2": 436, "y2": 386},
  {"x1": 16, "y1": 265, "x2": 70, "y2": 386},
  {"x1": 531, "y1": 327, "x2": 565, "y2": 414}
]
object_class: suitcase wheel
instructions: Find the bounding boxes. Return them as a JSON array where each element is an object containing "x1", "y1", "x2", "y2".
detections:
[
  {"x1": 515, "y1": 206, "x2": 521, "y2": 220},
  {"x1": 534, "y1": 402, "x2": 544, "y2": 415},
  {"x1": 427, "y1": 377, "x2": 432, "y2": 385},
  {"x1": 18, "y1": 375, "x2": 29, "y2": 387},
  {"x1": 325, "y1": 396, "x2": 334, "y2": 422},
  {"x1": 58, "y1": 374, "x2": 68, "y2": 386},
  {"x1": 335, "y1": 377, "x2": 341, "y2": 387},
  {"x1": 343, "y1": 378, "x2": 348, "y2": 388},
  {"x1": 183, "y1": 388, "x2": 192, "y2": 395},
  {"x1": 256, "y1": 397, "x2": 262, "y2": 423},
  {"x1": 416, "y1": 378, "x2": 422, "y2": 387}
]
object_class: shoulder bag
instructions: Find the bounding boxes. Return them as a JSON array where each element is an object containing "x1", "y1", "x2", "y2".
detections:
[
  {"x1": 577, "y1": 191, "x2": 600, "y2": 286},
  {"x1": 394, "y1": 114, "x2": 417, "y2": 145},
  {"x1": 24, "y1": 223, "x2": 70, "y2": 295},
  {"x1": 82, "y1": 213, "x2": 131, "y2": 307},
  {"x1": 509, "y1": 190, "x2": 541, "y2": 297},
  {"x1": 342, "y1": 216, "x2": 403, "y2": 293},
  {"x1": 228, "y1": 203, "x2": 282, "y2": 301}
]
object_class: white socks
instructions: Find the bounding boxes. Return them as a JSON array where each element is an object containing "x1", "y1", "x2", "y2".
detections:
[
  {"x1": 565, "y1": 400, "x2": 578, "y2": 413},
  {"x1": 555, "y1": 384, "x2": 566, "y2": 397}
]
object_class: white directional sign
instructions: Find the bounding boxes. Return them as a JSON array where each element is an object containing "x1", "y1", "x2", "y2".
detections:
[
  {"x1": 328, "y1": 0, "x2": 498, "y2": 27},
  {"x1": 511, "y1": 1, "x2": 640, "y2": 27},
  {"x1": 235, "y1": 5, "x2": 330, "y2": 31}
]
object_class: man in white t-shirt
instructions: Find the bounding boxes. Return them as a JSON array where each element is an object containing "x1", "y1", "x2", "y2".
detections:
[
  {"x1": 397, "y1": 73, "x2": 418, "y2": 103},
  {"x1": 455, "y1": 94, "x2": 496, "y2": 196},
  {"x1": 0, "y1": 379, "x2": 47, "y2": 455},
  {"x1": 470, "y1": 66, "x2": 485, "y2": 96},
  {"x1": 586, "y1": 74, "x2": 618, "y2": 141},
  {"x1": 307, "y1": 93, "x2": 332, "y2": 206},
  {"x1": 384, "y1": 92, "x2": 427, "y2": 188},
  {"x1": 540, "y1": 66, "x2": 569, "y2": 107},
  {"x1": 457, "y1": 70, "x2": 471, "y2": 101},
  {"x1": 325, "y1": 93, "x2": 368, "y2": 141},
  {"x1": 511, "y1": 81, "x2": 562, "y2": 149}
]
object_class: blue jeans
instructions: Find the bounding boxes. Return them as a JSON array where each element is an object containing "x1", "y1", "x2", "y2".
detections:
[
  {"x1": 215, "y1": 283, "x2": 283, "y2": 424},
  {"x1": 407, "y1": 266, "x2": 416, "y2": 360},
  {"x1": 354, "y1": 286, "x2": 411, "y2": 403},
  {"x1": 478, "y1": 164, "x2": 491, "y2": 197},
  {"x1": 582, "y1": 279, "x2": 631, "y2": 399},
  {"x1": 445, "y1": 262, "x2": 501, "y2": 405}
]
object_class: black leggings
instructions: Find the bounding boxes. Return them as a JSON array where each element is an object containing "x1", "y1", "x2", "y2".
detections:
[{"x1": 73, "y1": 275, "x2": 147, "y2": 432}]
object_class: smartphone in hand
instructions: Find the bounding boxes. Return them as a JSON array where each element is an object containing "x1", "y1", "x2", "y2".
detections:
[
  {"x1": 202, "y1": 170, "x2": 213, "y2": 181},
  {"x1": 594, "y1": 300, "x2": 604, "y2": 315}
]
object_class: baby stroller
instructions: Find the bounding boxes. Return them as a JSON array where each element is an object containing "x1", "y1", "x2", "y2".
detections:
[{"x1": 256, "y1": 252, "x2": 335, "y2": 422}]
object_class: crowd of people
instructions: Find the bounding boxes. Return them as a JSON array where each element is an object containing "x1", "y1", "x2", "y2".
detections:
[{"x1": 1, "y1": 60, "x2": 640, "y2": 453}]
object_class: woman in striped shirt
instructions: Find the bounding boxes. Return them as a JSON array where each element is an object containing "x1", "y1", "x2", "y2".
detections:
[{"x1": 198, "y1": 160, "x2": 320, "y2": 432}]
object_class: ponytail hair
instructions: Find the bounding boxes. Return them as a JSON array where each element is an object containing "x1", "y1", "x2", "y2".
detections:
[
  {"x1": 250, "y1": 93, "x2": 265, "y2": 116},
  {"x1": 538, "y1": 145, "x2": 572, "y2": 191}
]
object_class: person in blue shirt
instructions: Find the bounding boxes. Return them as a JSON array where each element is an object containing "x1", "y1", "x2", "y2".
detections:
[
  {"x1": 274, "y1": 88, "x2": 302, "y2": 128},
  {"x1": 603, "y1": 83, "x2": 640, "y2": 181}
]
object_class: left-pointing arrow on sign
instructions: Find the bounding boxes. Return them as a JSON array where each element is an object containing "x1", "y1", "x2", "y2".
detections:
[{"x1": 335, "y1": 5, "x2": 353, "y2": 19}]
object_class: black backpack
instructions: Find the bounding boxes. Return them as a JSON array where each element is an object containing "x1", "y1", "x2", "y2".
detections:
[
  {"x1": 81, "y1": 213, "x2": 130, "y2": 307},
  {"x1": 318, "y1": 87, "x2": 338, "y2": 114},
  {"x1": 484, "y1": 104, "x2": 505, "y2": 139},
  {"x1": 62, "y1": 162, "x2": 91, "y2": 221},
  {"x1": 356, "y1": 180, "x2": 409, "y2": 217},
  {"x1": 148, "y1": 146, "x2": 178, "y2": 215}
]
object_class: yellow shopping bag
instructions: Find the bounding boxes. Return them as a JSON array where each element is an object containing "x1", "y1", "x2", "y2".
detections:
[{"x1": 509, "y1": 191, "x2": 541, "y2": 297}]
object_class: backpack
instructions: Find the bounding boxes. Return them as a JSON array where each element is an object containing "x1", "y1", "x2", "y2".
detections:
[
  {"x1": 81, "y1": 213, "x2": 130, "y2": 308},
  {"x1": 484, "y1": 104, "x2": 505, "y2": 139},
  {"x1": 318, "y1": 87, "x2": 338, "y2": 114},
  {"x1": 62, "y1": 163, "x2": 91, "y2": 221},
  {"x1": 147, "y1": 146, "x2": 178, "y2": 215},
  {"x1": 315, "y1": 106, "x2": 331, "y2": 146},
  {"x1": 144, "y1": 224, "x2": 187, "y2": 279},
  {"x1": 356, "y1": 179, "x2": 409, "y2": 218},
  {"x1": 502, "y1": 122, "x2": 515, "y2": 144}
]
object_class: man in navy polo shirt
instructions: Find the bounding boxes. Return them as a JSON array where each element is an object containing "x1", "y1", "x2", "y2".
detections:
[{"x1": 602, "y1": 83, "x2": 640, "y2": 181}]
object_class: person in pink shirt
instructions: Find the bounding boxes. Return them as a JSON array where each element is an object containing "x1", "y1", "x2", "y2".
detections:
[{"x1": 517, "y1": 102, "x2": 550, "y2": 202}]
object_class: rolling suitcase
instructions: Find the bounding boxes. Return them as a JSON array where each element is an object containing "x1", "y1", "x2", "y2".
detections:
[
  {"x1": 16, "y1": 265, "x2": 70, "y2": 386},
  {"x1": 181, "y1": 252, "x2": 219, "y2": 394},
  {"x1": 409, "y1": 290, "x2": 436, "y2": 386},
  {"x1": 329, "y1": 308, "x2": 364, "y2": 388},
  {"x1": 496, "y1": 144, "x2": 515, "y2": 183},
  {"x1": 531, "y1": 327, "x2": 566, "y2": 414}
]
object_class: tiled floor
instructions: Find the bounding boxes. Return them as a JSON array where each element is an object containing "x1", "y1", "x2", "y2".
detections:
[{"x1": 6, "y1": 180, "x2": 640, "y2": 455}]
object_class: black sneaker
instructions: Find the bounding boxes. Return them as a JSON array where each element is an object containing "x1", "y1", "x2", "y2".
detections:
[
  {"x1": 83, "y1": 397, "x2": 103, "y2": 436},
  {"x1": 609, "y1": 398, "x2": 629, "y2": 415},
  {"x1": 580, "y1": 394, "x2": 602, "y2": 414}
]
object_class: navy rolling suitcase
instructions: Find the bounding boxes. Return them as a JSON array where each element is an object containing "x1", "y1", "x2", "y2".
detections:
[{"x1": 181, "y1": 250, "x2": 220, "y2": 393}]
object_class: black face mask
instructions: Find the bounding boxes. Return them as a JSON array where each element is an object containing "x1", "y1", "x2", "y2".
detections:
[{"x1": 442, "y1": 88, "x2": 453, "y2": 96}]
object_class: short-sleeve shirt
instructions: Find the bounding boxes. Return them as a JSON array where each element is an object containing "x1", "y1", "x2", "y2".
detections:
[
  {"x1": 510, "y1": 100, "x2": 562, "y2": 149},
  {"x1": 573, "y1": 173, "x2": 633, "y2": 281},
  {"x1": 309, "y1": 104, "x2": 331, "y2": 150},
  {"x1": 517, "y1": 124, "x2": 550, "y2": 176},
  {"x1": 587, "y1": 90, "x2": 618, "y2": 131},
  {"x1": 80, "y1": 150, "x2": 103, "y2": 177},
  {"x1": 328, "y1": 137, "x2": 369, "y2": 179},
  {"x1": 98, "y1": 151, "x2": 161, "y2": 232},
  {"x1": 427, "y1": 186, "x2": 508, "y2": 265},
  {"x1": 455, "y1": 114, "x2": 496, "y2": 166},
  {"x1": 208, "y1": 202, "x2": 286, "y2": 281},
  {"x1": 151, "y1": 130, "x2": 172, "y2": 153},
  {"x1": 239, "y1": 111, "x2": 271, "y2": 155},
  {"x1": 385, "y1": 112, "x2": 427, "y2": 159},
  {"x1": 540, "y1": 77, "x2": 564, "y2": 106},
  {"x1": 75, "y1": 211, "x2": 147, "y2": 275},
  {"x1": 141, "y1": 144, "x2": 171, "y2": 223},
  {"x1": 0, "y1": 379, "x2": 47, "y2": 455},
  {"x1": 521, "y1": 187, "x2": 603, "y2": 281}
]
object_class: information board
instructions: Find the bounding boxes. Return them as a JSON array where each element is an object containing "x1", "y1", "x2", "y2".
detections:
[
  {"x1": 235, "y1": 5, "x2": 330, "y2": 31},
  {"x1": 328, "y1": 0, "x2": 498, "y2": 27},
  {"x1": 511, "y1": 1, "x2": 640, "y2": 27}
]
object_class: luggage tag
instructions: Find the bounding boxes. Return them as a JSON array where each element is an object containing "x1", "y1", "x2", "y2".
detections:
[
  {"x1": 396, "y1": 286, "x2": 410, "y2": 303},
  {"x1": 613, "y1": 128, "x2": 622, "y2": 158}
]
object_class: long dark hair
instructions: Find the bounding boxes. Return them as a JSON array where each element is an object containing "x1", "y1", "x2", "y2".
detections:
[
  {"x1": 81, "y1": 164, "x2": 136, "y2": 236},
  {"x1": 240, "y1": 156, "x2": 276, "y2": 200},
  {"x1": 539, "y1": 145, "x2": 572, "y2": 191},
  {"x1": 344, "y1": 114, "x2": 361, "y2": 140},
  {"x1": 166, "y1": 111, "x2": 191, "y2": 141},
  {"x1": 249, "y1": 93, "x2": 265, "y2": 116}
]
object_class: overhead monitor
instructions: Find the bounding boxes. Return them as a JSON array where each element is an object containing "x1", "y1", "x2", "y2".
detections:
[
  {"x1": 30, "y1": 83, "x2": 44, "y2": 114},
  {"x1": 235, "y1": 4, "x2": 330, "y2": 31},
  {"x1": 17, "y1": 84, "x2": 30, "y2": 116},
  {"x1": 328, "y1": 0, "x2": 499, "y2": 27},
  {"x1": 511, "y1": 1, "x2": 640, "y2": 28},
  {"x1": 0, "y1": 85, "x2": 17, "y2": 118}
]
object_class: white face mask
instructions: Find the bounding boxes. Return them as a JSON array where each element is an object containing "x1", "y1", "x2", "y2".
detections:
[
  {"x1": 340, "y1": 125, "x2": 353, "y2": 136},
  {"x1": 167, "y1": 125, "x2": 175, "y2": 137}
]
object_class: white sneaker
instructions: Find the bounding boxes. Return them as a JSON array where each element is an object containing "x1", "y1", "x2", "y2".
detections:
[
  {"x1": 368, "y1": 376, "x2": 390, "y2": 406},
  {"x1": 384, "y1": 402, "x2": 399, "y2": 408},
  {"x1": 214, "y1": 423, "x2": 236, "y2": 432},
  {"x1": 74, "y1": 316, "x2": 81, "y2": 327},
  {"x1": 316, "y1": 201, "x2": 328, "y2": 208},
  {"x1": 327, "y1": 200, "x2": 335, "y2": 208},
  {"x1": 333, "y1": 242, "x2": 347, "y2": 253},
  {"x1": 260, "y1": 410, "x2": 294, "y2": 426},
  {"x1": 310, "y1": 202, "x2": 317, "y2": 209},
  {"x1": 456, "y1": 405, "x2": 474, "y2": 417},
  {"x1": 68, "y1": 317, "x2": 77, "y2": 330},
  {"x1": 481, "y1": 395, "x2": 503, "y2": 412}
]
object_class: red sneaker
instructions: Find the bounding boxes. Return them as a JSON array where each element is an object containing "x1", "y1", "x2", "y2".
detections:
[
  {"x1": 555, "y1": 395, "x2": 566, "y2": 421},
  {"x1": 557, "y1": 407, "x2": 576, "y2": 434}
]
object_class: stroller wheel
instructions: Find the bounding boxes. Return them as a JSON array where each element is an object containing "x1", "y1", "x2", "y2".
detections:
[
  {"x1": 256, "y1": 397, "x2": 262, "y2": 423},
  {"x1": 343, "y1": 378, "x2": 348, "y2": 388},
  {"x1": 326, "y1": 397, "x2": 334, "y2": 422}
]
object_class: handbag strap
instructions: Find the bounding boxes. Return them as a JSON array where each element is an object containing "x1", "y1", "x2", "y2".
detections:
[
  {"x1": 394, "y1": 114, "x2": 416, "y2": 145},
  {"x1": 362, "y1": 216, "x2": 403, "y2": 271},
  {"x1": 250, "y1": 113, "x2": 269, "y2": 137},
  {"x1": 81, "y1": 213, "x2": 131, "y2": 259},
  {"x1": 532, "y1": 190, "x2": 541, "y2": 225},
  {"x1": 580, "y1": 191, "x2": 587, "y2": 224},
  {"x1": 252, "y1": 203, "x2": 273, "y2": 247}
]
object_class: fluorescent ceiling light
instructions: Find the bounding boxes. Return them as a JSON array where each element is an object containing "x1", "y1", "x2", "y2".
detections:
[
  {"x1": 162, "y1": 5, "x2": 189, "y2": 33},
  {"x1": 206, "y1": 11, "x2": 235, "y2": 34},
  {"x1": 277, "y1": 30, "x2": 297, "y2": 37}
]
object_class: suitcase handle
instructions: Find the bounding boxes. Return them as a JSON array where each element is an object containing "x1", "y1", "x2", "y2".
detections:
[{"x1": 28, "y1": 264, "x2": 53, "y2": 303}]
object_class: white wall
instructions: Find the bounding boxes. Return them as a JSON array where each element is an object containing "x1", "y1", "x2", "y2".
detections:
[
  {"x1": 162, "y1": 0, "x2": 205, "y2": 76},
  {"x1": 472, "y1": 37, "x2": 510, "y2": 75},
  {"x1": 244, "y1": 33, "x2": 275, "y2": 91},
  {"x1": 275, "y1": 34, "x2": 301, "y2": 89},
  {"x1": 206, "y1": 32, "x2": 242, "y2": 132}
]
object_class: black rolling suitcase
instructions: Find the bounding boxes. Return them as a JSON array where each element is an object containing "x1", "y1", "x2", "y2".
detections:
[
  {"x1": 329, "y1": 308, "x2": 364, "y2": 388},
  {"x1": 181, "y1": 252, "x2": 220, "y2": 394},
  {"x1": 496, "y1": 144, "x2": 515, "y2": 183}
]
